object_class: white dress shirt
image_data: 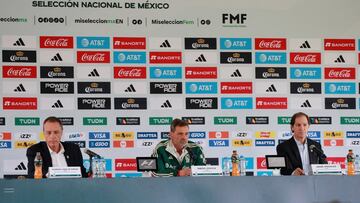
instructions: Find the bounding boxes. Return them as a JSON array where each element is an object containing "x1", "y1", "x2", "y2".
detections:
[
  {"x1": 294, "y1": 138, "x2": 310, "y2": 175},
  {"x1": 47, "y1": 143, "x2": 68, "y2": 167}
]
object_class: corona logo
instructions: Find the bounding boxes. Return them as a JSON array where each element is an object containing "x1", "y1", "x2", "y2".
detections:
[{"x1": 16, "y1": 51, "x2": 24, "y2": 57}]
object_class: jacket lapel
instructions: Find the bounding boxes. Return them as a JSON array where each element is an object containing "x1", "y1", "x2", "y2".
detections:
[{"x1": 290, "y1": 137, "x2": 303, "y2": 168}]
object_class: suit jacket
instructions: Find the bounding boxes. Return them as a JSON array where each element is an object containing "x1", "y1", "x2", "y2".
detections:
[
  {"x1": 26, "y1": 142, "x2": 88, "y2": 178},
  {"x1": 276, "y1": 137, "x2": 327, "y2": 175}
]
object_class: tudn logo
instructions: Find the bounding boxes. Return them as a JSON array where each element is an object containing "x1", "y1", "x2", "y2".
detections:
[
  {"x1": 195, "y1": 54, "x2": 207, "y2": 62},
  {"x1": 13, "y1": 38, "x2": 25, "y2": 46},
  {"x1": 15, "y1": 162, "x2": 27, "y2": 170},
  {"x1": 300, "y1": 40, "x2": 311, "y2": 49},
  {"x1": 88, "y1": 69, "x2": 100, "y2": 77},
  {"x1": 51, "y1": 53, "x2": 63, "y2": 61},
  {"x1": 14, "y1": 84, "x2": 26, "y2": 92},
  {"x1": 231, "y1": 69, "x2": 242, "y2": 77},
  {"x1": 161, "y1": 100, "x2": 172, "y2": 108},
  {"x1": 160, "y1": 40, "x2": 171, "y2": 48},
  {"x1": 334, "y1": 55, "x2": 345, "y2": 63},
  {"x1": 52, "y1": 100, "x2": 64, "y2": 108},
  {"x1": 125, "y1": 84, "x2": 136, "y2": 92},
  {"x1": 265, "y1": 84, "x2": 277, "y2": 92},
  {"x1": 301, "y1": 100, "x2": 312, "y2": 108}
]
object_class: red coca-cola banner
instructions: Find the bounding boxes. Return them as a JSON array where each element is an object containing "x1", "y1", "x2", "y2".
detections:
[
  {"x1": 255, "y1": 38, "x2": 286, "y2": 50},
  {"x1": 114, "y1": 67, "x2": 146, "y2": 79},
  {"x1": 77, "y1": 51, "x2": 110, "y2": 63},
  {"x1": 290, "y1": 52, "x2": 321, "y2": 64},
  {"x1": 2, "y1": 66, "x2": 37, "y2": 78},
  {"x1": 40, "y1": 36, "x2": 73, "y2": 48}
]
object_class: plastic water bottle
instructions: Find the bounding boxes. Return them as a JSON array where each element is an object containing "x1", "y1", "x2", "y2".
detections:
[
  {"x1": 355, "y1": 154, "x2": 360, "y2": 175},
  {"x1": 347, "y1": 149, "x2": 355, "y2": 176},
  {"x1": 34, "y1": 152, "x2": 43, "y2": 179},
  {"x1": 91, "y1": 157, "x2": 99, "y2": 178},
  {"x1": 99, "y1": 158, "x2": 106, "y2": 178},
  {"x1": 239, "y1": 155, "x2": 246, "y2": 176},
  {"x1": 223, "y1": 159, "x2": 231, "y2": 176}
]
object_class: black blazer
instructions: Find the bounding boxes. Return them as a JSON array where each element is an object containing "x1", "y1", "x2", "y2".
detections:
[
  {"x1": 26, "y1": 142, "x2": 88, "y2": 178},
  {"x1": 276, "y1": 137, "x2": 327, "y2": 175}
]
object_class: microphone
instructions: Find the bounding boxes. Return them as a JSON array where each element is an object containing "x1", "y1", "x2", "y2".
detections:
[
  {"x1": 309, "y1": 145, "x2": 326, "y2": 159},
  {"x1": 185, "y1": 145, "x2": 196, "y2": 165},
  {"x1": 83, "y1": 148, "x2": 102, "y2": 158}
]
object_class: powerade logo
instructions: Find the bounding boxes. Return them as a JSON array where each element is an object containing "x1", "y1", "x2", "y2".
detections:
[
  {"x1": 325, "y1": 82, "x2": 355, "y2": 94},
  {"x1": 290, "y1": 67, "x2": 321, "y2": 79},
  {"x1": 209, "y1": 140, "x2": 229, "y2": 147},
  {"x1": 113, "y1": 51, "x2": 146, "y2": 64},
  {"x1": 186, "y1": 97, "x2": 218, "y2": 109},
  {"x1": 220, "y1": 38, "x2": 251, "y2": 50},
  {"x1": 150, "y1": 82, "x2": 182, "y2": 94},
  {"x1": 255, "y1": 52, "x2": 286, "y2": 64},
  {"x1": 185, "y1": 82, "x2": 217, "y2": 94},
  {"x1": 189, "y1": 132, "x2": 206, "y2": 139},
  {"x1": 137, "y1": 132, "x2": 158, "y2": 139},
  {"x1": 307, "y1": 131, "x2": 321, "y2": 139},
  {"x1": 89, "y1": 132, "x2": 110, "y2": 139},
  {"x1": 255, "y1": 139, "x2": 275, "y2": 146},
  {"x1": 346, "y1": 131, "x2": 360, "y2": 138},
  {"x1": 89, "y1": 141, "x2": 110, "y2": 148},
  {"x1": 149, "y1": 67, "x2": 182, "y2": 79},
  {"x1": 221, "y1": 97, "x2": 253, "y2": 109},
  {"x1": 76, "y1": 37, "x2": 110, "y2": 49}
]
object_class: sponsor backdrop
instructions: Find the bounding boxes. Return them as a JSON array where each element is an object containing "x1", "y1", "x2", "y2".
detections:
[{"x1": 0, "y1": 0, "x2": 360, "y2": 177}]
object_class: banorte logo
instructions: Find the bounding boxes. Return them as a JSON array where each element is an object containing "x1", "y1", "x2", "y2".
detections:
[
  {"x1": 324, "y1": 39, "x2": 355, "y2": 51},
  {"x1": 327, "y1": 157, "x2": 346, "y2": 169},
  {"x1": 3, "y1": 97, "x2": 37, "y2": 110},
  {"x1": 115, "y1": 159, "x2": 137, "y2": 171},
  {"x1": 149, "y1": 52, "x2": 182, "y2": 64},
  {"x1": 77, "y1": 51, "x2": 110, "y2": 63},
  {"x1": 255, "y1": 38, "x2": 286, "y2": 50},
  {"x1": 2, "y1": 66, "x2": 37, "y2": 78},
  {"x1": 113, "y1": 37, "x2": 146, "y2": 49},
  {"x1": 324, "y1": 68, "x2": 355, "y2": 79},
  {"x1": 40, "y1": 36, "x2": 73, "y2": 48},
  {"x1": 256, "y1": 157, "x2": 267, "y2": 169},
  {"x1": 290, "y1": 52, "x2": 321, "y2": 64},
  {"x1": 114, "y1": 67, "x2": 146, "y2": 79}
]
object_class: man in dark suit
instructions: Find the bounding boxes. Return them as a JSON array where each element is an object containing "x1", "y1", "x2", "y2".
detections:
[
  {"x1": 26, "y1": 116, "x2": 87, "y2": 178},
  {"x1": 277, "y1": 112, "x2": 327, "y2": 175}
]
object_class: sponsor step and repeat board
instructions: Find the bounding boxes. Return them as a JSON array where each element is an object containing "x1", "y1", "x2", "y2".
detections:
[{"x1": 0, "y1": 0, "x2": 360, "y2": 177}]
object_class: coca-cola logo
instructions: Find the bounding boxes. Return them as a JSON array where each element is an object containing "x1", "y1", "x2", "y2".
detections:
[
  {"x1": 40, "y1": 36, "x2": 73, "y2": 48},
  {"x1": 255, "y1": 38, "x2": 286, "y2": 50},
  {"x1": 114, "y1": 67, "x2": 146, "y2": 79},
  {"x1": 325, "y1": 68, "x2": 355, "y2": 79},
  {"x1": 77, "y1": 51, "x2": 110, "y2": 63},
  {"x1": 290, "y1": 53, "x2": 321, "y2": 64},
  {"x1": 2, "y1": 66, "x2": 37, "y2": 78}
]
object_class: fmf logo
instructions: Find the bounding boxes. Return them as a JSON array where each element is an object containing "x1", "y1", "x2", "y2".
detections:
[{"x1": 222, "y1": 13, "x2": 247, "y2": 27}]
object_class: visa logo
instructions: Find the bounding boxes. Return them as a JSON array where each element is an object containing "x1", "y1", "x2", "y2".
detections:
[
  {"x1": 209, "y1": 140, "x2": 229, "y2": 147},
  {"x1": 0, "y1": 141, "x2": 11, "y2": 149},
  {"x1": 255, "y1": 52, "x2": 286, "y2": 64},
  {"x1": 150, "y1": 67, "x2": 182, "y2": 79},
  {"x1": 220, "y1": 38, "x2": 252, "y2": 50},
  {"x1": 89, "y1": 132, "x2": 110, "y2": 140},
  {"x1": 189, "y1": 132, "x2": 206, "y2": 139},
  {"x1": 137, "y1": 132, "x2": 158, "y2": 139},
  {"x1": 185, "y1": 82, "x2": 218, "y2": 94},
  {"x1": 346, "y1": 131, "x2": 360, "y2": 138},
  {"x1": 77, "y1": 37, "x2": 110, "y2": 49},
  {"x1": 221, "y1": 97, "x2": 253, "y2": 109},
  {"x1": 113, "y1": 51, "x2": 146, "y2": 64},
  {"x1": 307, "y1": 131, "x2": 321, "y2": 139},
  {"x1": 325, "y1": 82, "x2": 356, "y2": 94},
  {"x1": 290, "y1": 67, "x2": 321, "y2": 79},
  {"x1": 255, "y1": 139, "x2": 275, "y2": 146},
  {"x1": 89, "y1": 141, "x2": 110, "y2": 148}
]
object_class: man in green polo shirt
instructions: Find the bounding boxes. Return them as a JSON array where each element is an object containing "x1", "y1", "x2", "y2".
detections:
[{"x1": 151, "y1": 118, "x2": 206, "y2": 176}]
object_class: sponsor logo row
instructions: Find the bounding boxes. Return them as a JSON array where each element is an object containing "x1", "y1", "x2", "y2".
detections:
[
  {"x1": 2, "y1": 97, "x2": 360, "y2": 110},
  {"x1": 3, "y1": 50, "x2": 360, "y2": 65},
  {"x1": 2, "y1": 66, "x2": 359, "y2": 80},
  {"x1": 2, "y1": 36, "x2": 360, "y2": 51},
  {"x1": 3, "y1": 81, "x2": 360, "y2": 95}
]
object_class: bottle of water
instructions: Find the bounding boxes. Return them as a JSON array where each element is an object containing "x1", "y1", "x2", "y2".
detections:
[
  {"x1": 223, "y1": 158, "x2": 231, "y2": 176},
  {"x1": 239, "y1": 155, "x2": 246, "y2": 176},
  {"x1": 34, "y1": 152, "x2": 43, "y2": 179},
  {"x1": 91, "y1": 157, "x2": 99, "y2": 178},
  {"x1": 355, "y1": 154, "x2": 360, "y2": 175},
  {"x1": 99, "y1": 157, "x2": 106, "y2": 178}
]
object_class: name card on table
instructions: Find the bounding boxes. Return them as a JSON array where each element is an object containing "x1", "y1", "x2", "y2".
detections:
[
  {"x1": 311, "y1": 164, "x2": 342, "y2": 175},
  {"x1": 191, "y1": 165, "x2": 223, "y2": 176},
  {"x1": 48, "y1": 167, "x2": 82, "y2": 178}
]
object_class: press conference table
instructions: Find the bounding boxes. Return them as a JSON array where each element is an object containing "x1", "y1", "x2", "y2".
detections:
[{"x1": 1, "y1": 176, "x2": 359, "y2": 203}]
